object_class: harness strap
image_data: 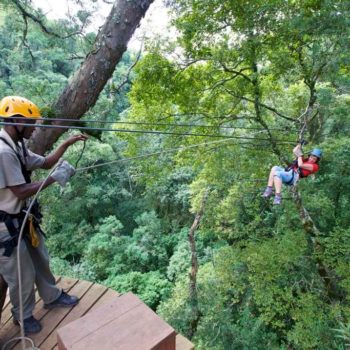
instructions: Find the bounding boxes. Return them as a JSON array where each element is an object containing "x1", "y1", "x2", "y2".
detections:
[
  {"x1": 298, "y1": 168, "x2": 307, "y2": 178},
  {"x1": 285, "y1": 170, "x2": 295, "y2": 186},
  {"x1": 0, "y1": 237, "x2": 19, "y2": 257},
  {"x1": 0, "y1": 137, "x2": 34, "y2": 256},
  {"x1": 285, "y1": 158, "x2": 311, "y2": 182},
  {"x1": 0, "y1": 137, "x2": 31, "y2": 184},
  {"x1": 0, "y1": 209, "x2": 43, "y2": 257},
  {"x1": 0, "y1": 210, "x2": 27, "y2": 256}
]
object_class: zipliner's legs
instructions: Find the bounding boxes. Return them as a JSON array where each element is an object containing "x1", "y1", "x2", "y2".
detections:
[
  {"x1": 273, "y1": 175, "x2": 282, "y2": 204},
  {"x1": 273, "y1": 174, "x2": 282, "y2": 195},
  {"x1": 267, "y1": 166, "x2": 277, "y2": 187},
  {"x1": 263, "y1": 166, "x2": 283, "y2": 204}
]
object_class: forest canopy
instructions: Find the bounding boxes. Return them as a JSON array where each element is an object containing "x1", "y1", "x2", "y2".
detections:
[{"x1": 1, "y1": 0, "x2": 350, "y2": 349}]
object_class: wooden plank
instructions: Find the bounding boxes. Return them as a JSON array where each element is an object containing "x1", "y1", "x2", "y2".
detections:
[
  {"x1": 57, "y1": 293, "x2": 141, "y2": 348},
  {"x1": 0, "y1": 277, "x2": 77, "y2": 348},
  {"x1": 39, "y1": 282, "x2": 107, "y2": 350},
  {"x1": 0, "y1": 278, "x2": 122, "y2": 350},
  {"x1": 88, "y1": 288, "x2": 119, "y2": 312},
  {"x1": 0, "y1": 275, "x2": 8, "y2": 322},
  {"x1": 1, "y1": 276, "x2": 62, "y2": 328},
  {"x1": 0, "y1": 299, "x2": 13, "y2": 328},
  {"x1": 12, "y1": 279, "x2": 91, "y2": 350},
  {"x1": 57, "y1": 293, "x2": 176, "y2": 350},
  {"x1": 70, "y1": 303, "x2": 175, "y2": 350},
  {"x1": 176, "y1": 334, "x2": 194, "y2": 350},
  {"x1": 2, "y1": 291, "x2": 10, "y2": 314}
]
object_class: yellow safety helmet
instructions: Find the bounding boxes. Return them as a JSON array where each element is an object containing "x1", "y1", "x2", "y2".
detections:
[{"x1": 0, "y1": 96, "x2": 41, "y2": 119}]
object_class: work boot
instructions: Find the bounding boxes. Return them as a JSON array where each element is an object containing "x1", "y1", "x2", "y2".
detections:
[
  {"x1": 273, "y1": 194, "x2": 282, "y2": 205},
  {"x1": 262, "y1": 186, "x2": 273, "y2": 198},
  {"x1": 44, "y1": 291, "x2": 79, "y2": 309},
  {"x1": 13, "y1": 316, "x2": 42, "y2": 334}
]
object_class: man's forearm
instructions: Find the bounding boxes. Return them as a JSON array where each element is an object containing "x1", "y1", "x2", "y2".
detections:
[{"x1": 42, "y1": 142, "x2": 69, "y2": 169}]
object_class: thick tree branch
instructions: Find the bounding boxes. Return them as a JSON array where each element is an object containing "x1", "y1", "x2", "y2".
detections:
[
  {"x1": 12, "y1": 0, "x2": 62, "y2": 38},
  {"x1": 223, "y1": 88, "x2": 296, "y2": 123},
  {"x1": 21, "y1": 12, "x2": 36, "y2": 66},
  {"x1": 291, "y1": 189, "x2": 346, "y2": 301},
  {"x1": 12, "y1": 0, "x2": 88, "y2": 39},
  {"x1": 188, "y1": 189, "x2": 208, "y2": 338},
  {"x1": 29, "y1": 0, "x2": 154, "y2": 155},
  {"x1": 248, "y1": 60, "x2": 288, "y2": 164},
  {"x1": 112, "y1": 43, "x2": 143, "y2": 94},
  {"x1": 220, "y1": 63, "x2": 252, "y2": 83}
]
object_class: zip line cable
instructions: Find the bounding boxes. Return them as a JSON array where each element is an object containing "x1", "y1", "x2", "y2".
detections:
[
  {"x1": 76, "y1": 138, "x2": 236, "y2": 172},
  {"x1": 5, "y1": 116, "x2": 296, "y2": 132},
  {"x1": 75, "y1": 138, "x2": 274, "y2": 172},
  {"x1": 0, "y1": 121, "x2": 296, "y2": 144}
]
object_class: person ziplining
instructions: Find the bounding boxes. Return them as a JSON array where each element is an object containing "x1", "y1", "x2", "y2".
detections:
[{"x1": 262, "y1": 143, "x2": 322, "y2": 205}]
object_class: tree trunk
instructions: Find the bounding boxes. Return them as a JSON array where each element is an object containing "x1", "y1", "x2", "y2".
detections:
[
  {"x1": 288, "y1": 76, "x2": 344, "y2": 301},
  {"x1": 29, "y1": 0, "x2": 154, "y2": 155},
  {"x1": 292, "y1": 189, "x2": 345, "y2": 301},
  {"x1": 188, "y1": 190, "x2": 208, "y2": 339}
]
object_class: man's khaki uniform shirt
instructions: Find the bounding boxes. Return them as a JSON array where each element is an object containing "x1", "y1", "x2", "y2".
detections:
[{"x1": 0, "y1": 128, "x2": 45, "y2": 239}]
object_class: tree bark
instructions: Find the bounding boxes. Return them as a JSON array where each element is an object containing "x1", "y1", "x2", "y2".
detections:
[
  {"x1": 292, "y1": 189, "x2": 345, "y2": 301},
  {"x1": 29, "y1": 0, "x2": 154, "y2": 155},
  {"x1": 288, "y1": 72, "x2": 344, "y2": 301},
  {"x1": 188, "y1": 190, "x2": 208, "y2": 339}
]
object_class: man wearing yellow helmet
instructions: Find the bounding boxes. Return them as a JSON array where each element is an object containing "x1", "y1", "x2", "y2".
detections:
[{"x1": 0, "y1": 96, "x2": 87, "y2": 334}]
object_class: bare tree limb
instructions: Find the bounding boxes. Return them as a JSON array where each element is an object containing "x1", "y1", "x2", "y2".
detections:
[
  {"x1": 223, "y1": 88, "x2": 297, "y2": 123},
  {"x1": 12, "y1": 0, "x2": 62, "y2": 38},
  {"x1": 21, "y1": 12, "x2": 36, "y2": 66},
  {"x1": 12, "y1": 0, "x2": 87, "y2": 39},
  {"x1": 220, "y1": 63, "x2": 252, "y2": 83},
  {"x1": 112, "y1": 42, "x2": 144, "y2": 94},
  {"x1": 291, "y1": 189, "x2": 346, "y2": 301},
  {"x1": 188, "y1": 189, "x2": 208, "y2": 338}
]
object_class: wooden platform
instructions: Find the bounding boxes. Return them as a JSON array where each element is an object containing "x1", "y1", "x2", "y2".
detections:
[{"x1": 0, "y1": 277, "x2": 194, "y2": 350}]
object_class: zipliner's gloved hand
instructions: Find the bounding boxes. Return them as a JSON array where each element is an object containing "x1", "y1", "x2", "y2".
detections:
[
  {"x1": 293, "y1": 144, "x2": 303, "y2": 158},
  {"x1": 51, "y1": 160, "x2": 76, "y2": 187}
]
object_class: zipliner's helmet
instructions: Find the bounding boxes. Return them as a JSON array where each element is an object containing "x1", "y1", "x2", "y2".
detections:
[
  {"x1": 0, "y1": 96, "x2": 41, "y2": 119},
  {"x1": 309, "y1": 148, "x2": 322, "y2": 159}
]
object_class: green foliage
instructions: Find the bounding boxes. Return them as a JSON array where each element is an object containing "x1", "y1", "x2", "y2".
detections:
[
  {"x1": 319, "y1": 227, "x2": 350, "y2": 301},
  {"x1": 333, "y1": 322, "x2": 350, "y2": 349},
  {"x1": 106, "y1": 271, "x2": 172, "y2": 310},
  {"x1": 1, "y1": 1, "x2": 350, "y2": 348},
  {"x1": 82, "y1": 216, "x2": 124, "y2": 280},
  {"x1": 166, "y1": 238, "x2": 190, "y2": 282},
  {"x1": 125, "y1": 211, "x2": 174, "y2": 273}
]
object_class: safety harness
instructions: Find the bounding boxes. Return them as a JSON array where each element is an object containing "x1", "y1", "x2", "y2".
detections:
[
  {"x1": 284, "y1": 159, "x2": 310, "y2": 186},
  {"x1": 0, "y1": 136, "x2": 44, "y2": 257}
]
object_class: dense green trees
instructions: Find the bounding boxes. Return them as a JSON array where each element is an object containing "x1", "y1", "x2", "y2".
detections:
[
  {"x1": 1, "y1": 0, "x2": 350, "y2": 348},
  {"x1": 123, "y1": 1, "x2": 350, "y2": 348}
]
